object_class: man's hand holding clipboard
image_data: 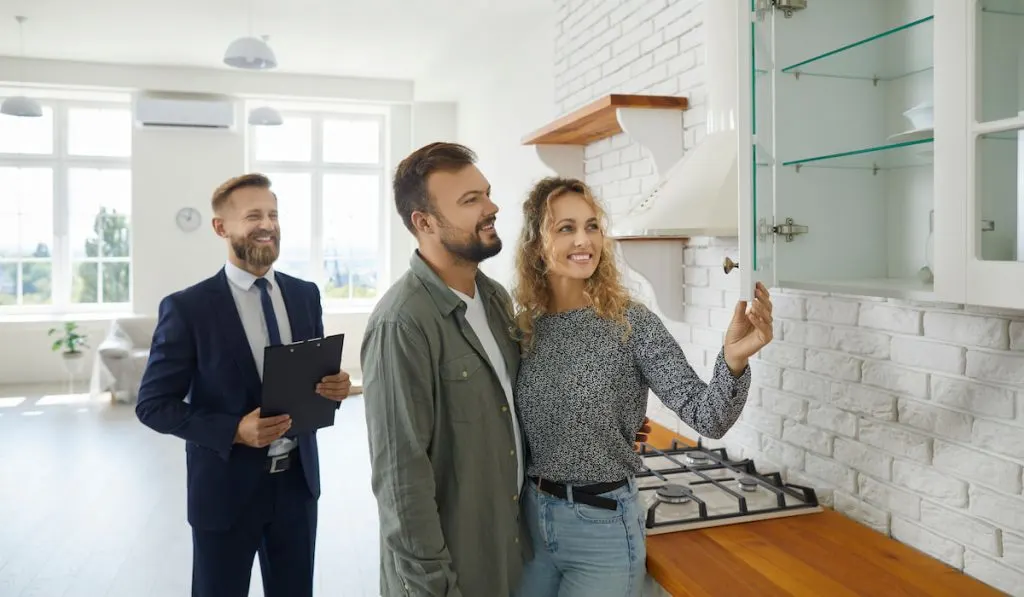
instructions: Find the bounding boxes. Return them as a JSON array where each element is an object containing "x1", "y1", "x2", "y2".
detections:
[
  {"x1": 260, "y1": 333, "x2": 349, "y2": 436},
  {"x1": 316, "y1": 370, "x2": 352, "y2": 401}
]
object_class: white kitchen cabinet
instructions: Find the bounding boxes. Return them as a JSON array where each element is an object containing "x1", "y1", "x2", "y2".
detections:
[
  {"x1": 738, "y1": 0, "x2": 1024, "y2": 310},
  {"x1": 933, "y1": 0, "x2": 1024, "y2": 310},
  {"x1": 525, "y1": 0, "x2": 1024, "y2": 313},
  {"x1": 737, "y1": 0, "x2": 941, "y2": 302}
]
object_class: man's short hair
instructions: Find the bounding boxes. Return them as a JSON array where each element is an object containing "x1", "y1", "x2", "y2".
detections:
[
  {"x1": 392, "y1": 142, "x2": 477, "y2": 233},
  {"x1": 211, "y1": 173, "x2": 273, "y2": 214}
]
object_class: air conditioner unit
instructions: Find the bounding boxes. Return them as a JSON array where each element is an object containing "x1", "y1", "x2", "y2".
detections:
[{"x1": 133, "y1": 91, "x2": 236, "y2": 129}]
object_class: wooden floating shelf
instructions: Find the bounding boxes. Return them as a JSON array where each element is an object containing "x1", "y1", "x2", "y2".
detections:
[
  {"x1": 522, "y1": 94, "x2": 689, "y2": 146},
  {"x1": 521, "y1": 93, "x2": 690, "y2": 181}
]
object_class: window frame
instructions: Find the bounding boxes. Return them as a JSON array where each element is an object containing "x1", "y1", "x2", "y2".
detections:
[
  {"x1": 0, "y1": 98, "x2": 133, "y2": 317},
  {"x1": 247, "y1": 107, "x2": 389, "y2": 312}
]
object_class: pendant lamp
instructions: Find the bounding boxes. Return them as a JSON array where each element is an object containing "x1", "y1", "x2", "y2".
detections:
[{"x1": 1, "y1": 17, "x2": 43, "y2": 118}]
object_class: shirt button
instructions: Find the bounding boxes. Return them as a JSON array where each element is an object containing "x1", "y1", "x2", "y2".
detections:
[
  {"x1": 515, "y1": 537, "x2": 519, "y2": 543},
  {"x1": 462, "y1": 371, "x2": 468, "y2": 378},
  {"x1": 513, "y1": 494, "x2": 518, "y2": 501},
  {"x1": 501, "y1": 406, "x2": 508, "y2": 412},
  {"x1": 509, "y1": 449, "x2": 515, "y2": 456}
]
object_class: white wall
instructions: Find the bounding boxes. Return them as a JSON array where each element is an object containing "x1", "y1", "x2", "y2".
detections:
[
  {"x1": 0, "y1": 58, "x2": 420, "y2": 384},
  {"x1": 414, "y1": 9, "x2": 556, "y2": 290},
  {"x1": 555, "y1": 0, "x2": 1024, "y2": 594},
  {"x1": 131, "y1": 125, "x2": 244, "y2": 313}
]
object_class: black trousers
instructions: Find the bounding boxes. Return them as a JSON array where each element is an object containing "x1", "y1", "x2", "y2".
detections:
[{"x1": 190, "y1": 453, "x2": 317, "y2": 597}]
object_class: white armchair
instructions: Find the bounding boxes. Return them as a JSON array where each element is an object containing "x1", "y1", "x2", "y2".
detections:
[{"x1": 90, "y1": 316, "x2": 156, "y2": 404}]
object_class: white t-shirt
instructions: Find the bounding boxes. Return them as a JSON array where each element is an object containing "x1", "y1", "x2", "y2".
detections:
[{"x1": 450, "y1": 284, "x2": 524, "y2": 490}]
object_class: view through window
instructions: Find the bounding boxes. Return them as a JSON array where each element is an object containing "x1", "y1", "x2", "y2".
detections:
[
  {"x1": 248, "y1": 107, "x2": 387, "y2": 307},
  {"x1": 0, "y1": 101, "x2": 132, "y2": 313}
]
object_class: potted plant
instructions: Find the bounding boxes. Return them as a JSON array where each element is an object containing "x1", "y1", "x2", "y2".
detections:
[{"x1": 49, "y1": 321, "x2": 88, "y2": 376}]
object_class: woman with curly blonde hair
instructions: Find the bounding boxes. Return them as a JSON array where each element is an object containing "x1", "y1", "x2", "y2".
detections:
[{"x1": 511, "y1": 176, "x2": 774, "y2": 597}]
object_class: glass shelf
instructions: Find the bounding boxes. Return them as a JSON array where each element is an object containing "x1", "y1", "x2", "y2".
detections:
[
  {"x1": 981, "y1": 130, "x2": 1021, "y2": 142},
  {"x1": 783, "y1": 277, "x2": 934, "y2": 302},
  {"x1": 981, "y1": 0, "x2": 1024, "y2": 17},
  {"x1": 782, "y1": 138, "x2": 934, "y2": 171},
  {"x1": 781, "y1": 16, "x2": 933, "y2": 82}
]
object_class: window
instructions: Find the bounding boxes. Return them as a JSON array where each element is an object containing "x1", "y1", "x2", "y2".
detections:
[
  {"x1": 0, "y1": 100, "x2": 132, "y2": 313},
  {"x1": 248, "y1": 105, "x2": 388, "y2": 308}
]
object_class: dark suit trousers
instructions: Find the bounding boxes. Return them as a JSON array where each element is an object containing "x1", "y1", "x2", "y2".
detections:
[{"x1": 191, "y1": 453, "x2": 317, "y2": 597}]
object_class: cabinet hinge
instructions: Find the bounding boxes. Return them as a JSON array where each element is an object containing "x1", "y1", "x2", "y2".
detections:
[
  {"x1": 763, "y1": 217, "x2": 809, "y2": 242},
  {"x1": 756, "y1": 0, "x2": 808, "y2": 18}
]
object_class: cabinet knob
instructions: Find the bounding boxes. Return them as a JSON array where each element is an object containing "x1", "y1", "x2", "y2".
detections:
[{"x1": 723, "y1": 257, "x2": 739, "y2": 274}]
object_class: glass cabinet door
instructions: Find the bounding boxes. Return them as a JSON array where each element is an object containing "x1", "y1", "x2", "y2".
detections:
[
  {"x1": 965, "y1": 0, "x2": 1024, "y2": 307},
  {"x1": 737, "y1": 0, "x2": 778, "y2": 299},
  {"x1": 740, "y1": 0, "x2": 938, "y2": 302},
  {"x1": 975, "y1": 0, "x2": 1024, "y2": 261}
]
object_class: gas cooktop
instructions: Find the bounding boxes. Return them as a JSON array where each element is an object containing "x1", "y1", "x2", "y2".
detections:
[{"x1": 636, "y1": 438, "x2": 822, "y2": 534}]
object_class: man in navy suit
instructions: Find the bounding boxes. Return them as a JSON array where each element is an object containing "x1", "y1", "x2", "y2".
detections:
[{"x1": 135, "y1": 173, "x2": 352, "y2": 597}]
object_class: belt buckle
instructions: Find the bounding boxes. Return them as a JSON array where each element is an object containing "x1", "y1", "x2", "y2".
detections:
[{"x1": 269, "y1": 453, "x2": 290, "y2": 474}]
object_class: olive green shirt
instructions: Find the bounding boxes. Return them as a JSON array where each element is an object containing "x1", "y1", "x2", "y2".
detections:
[{"x1": 360, "y1": 251, "x2": 530, "y2": 597}]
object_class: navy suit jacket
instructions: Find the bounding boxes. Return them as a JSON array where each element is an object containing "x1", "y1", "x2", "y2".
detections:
[{"x1": 136, "y1": 267, "x2": 327, "y2": 531}]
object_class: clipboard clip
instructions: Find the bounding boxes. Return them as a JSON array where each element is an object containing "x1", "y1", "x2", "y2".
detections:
[{"x1": 284, "y1": 337, "x2": 324, "y2": 352}]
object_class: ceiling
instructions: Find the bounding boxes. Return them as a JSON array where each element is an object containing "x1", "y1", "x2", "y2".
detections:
[{"x1": 0, "y1": 0, "x2": 554, "y2": 80}]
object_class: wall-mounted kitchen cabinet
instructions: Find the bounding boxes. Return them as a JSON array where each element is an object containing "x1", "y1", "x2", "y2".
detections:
[
  {"x1": 740, "y1": 0, "x2": 1024, "y2": 311},
  {"x1": 737, "y1": 0, "x2": 941, "y2": 303},
  {"x1": 933, "y1": 0, "x2": 1024, "y2": 310},
  {"x1": 526, "y1": 0, "x2": 1023, "y2": 315}
]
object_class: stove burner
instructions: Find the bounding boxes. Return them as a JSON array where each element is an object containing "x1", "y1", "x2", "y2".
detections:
[
  {"x1": 685, "y1": 451, "x2": 710, "y2": 465},
  {"x1": 656, "y1": 483, "x2": 693, "y2": 504},
  {"x1": 636, "y1": 443, "x2": 822, "y2": 535}
]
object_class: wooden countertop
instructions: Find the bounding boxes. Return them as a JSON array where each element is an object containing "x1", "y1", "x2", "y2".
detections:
[{"x1": 642, "y1": 423, "x2": 1003, "y2": 597}]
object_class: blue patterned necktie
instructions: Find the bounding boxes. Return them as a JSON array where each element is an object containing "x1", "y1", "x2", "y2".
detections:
[{"x1": 253, "y1": 277, "x2": 282, "y2": 346}]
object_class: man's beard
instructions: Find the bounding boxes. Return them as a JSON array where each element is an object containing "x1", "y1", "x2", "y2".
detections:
[
  {"x1": 437, "y1": 214, "x2": 502, "y2": 264},
  {"x1": 231, "y1": 230, "x2": 280, "y2": 269}
]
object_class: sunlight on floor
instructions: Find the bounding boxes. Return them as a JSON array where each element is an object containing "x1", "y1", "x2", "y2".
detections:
[
  {"x1": 0, "y1": 389, "x2": 113, "y2": 419},
  {"x1": 38, "y1": 393, "x2": 94, "y2": 406}
]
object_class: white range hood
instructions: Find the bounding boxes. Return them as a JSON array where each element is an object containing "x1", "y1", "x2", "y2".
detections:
[{"x1": 609, "y1": 0, "x2": 741, "y2": 240}]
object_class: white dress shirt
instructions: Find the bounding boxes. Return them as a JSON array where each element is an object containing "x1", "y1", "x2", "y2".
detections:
[{"x1": 224, "y1": 261, "x2": 296, "y2": 457}]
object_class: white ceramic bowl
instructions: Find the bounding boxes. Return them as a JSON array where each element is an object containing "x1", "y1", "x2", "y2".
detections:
[{"x1": 903, "y1": 102, "x2": 933, "y2": 130}]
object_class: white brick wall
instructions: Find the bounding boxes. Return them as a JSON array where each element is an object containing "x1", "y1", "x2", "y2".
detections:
[
  {"x1": 555, "y1": 0, "x2": 707, "y2": 218},
  {"x1": 555, "y1": 1, "x2": 1024, "y2": 594}
]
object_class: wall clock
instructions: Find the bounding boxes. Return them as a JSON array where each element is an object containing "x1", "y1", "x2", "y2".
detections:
[{"x1": 175, "y1": 207, "x2": 202, "y2": 233}]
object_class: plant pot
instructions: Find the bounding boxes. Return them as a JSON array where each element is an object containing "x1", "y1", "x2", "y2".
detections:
[{"x1": 62, "y1": 351, "x2": 87, "y2": 377}]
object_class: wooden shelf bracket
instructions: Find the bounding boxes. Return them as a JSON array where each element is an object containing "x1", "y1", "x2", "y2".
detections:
[
  {"x1": 617, "y1": 240, "x2": 686, "y2": 322},
  {"x1": 616, "y1": 107, "x2": 685, "y2": 180},
  {"x1": 534, "y1": 145, "x2": 585, "y2": 179}
]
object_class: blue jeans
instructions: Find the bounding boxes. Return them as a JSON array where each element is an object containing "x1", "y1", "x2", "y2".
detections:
[{"x1": 514, "y1": 477, "x2": 647, "y2": 597}]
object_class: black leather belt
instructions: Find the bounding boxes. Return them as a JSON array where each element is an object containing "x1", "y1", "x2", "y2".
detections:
[
  {"x1": 529, "y1": 476, "x2": 628, "y2": 511},
  {"x1": 265, "y1": 449, "x2": 297, "y2": 474}
]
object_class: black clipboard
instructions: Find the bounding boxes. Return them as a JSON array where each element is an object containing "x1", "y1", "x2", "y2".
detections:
[{"x1": 260, "y1": 333, "x2": 344, "y2": 437}]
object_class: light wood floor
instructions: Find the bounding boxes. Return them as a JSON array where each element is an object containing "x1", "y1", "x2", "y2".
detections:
[{"x1": 0, "y1": 384, "x2": 380, "y2": 596}]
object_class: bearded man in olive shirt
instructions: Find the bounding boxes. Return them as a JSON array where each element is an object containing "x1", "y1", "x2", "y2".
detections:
[{"x1": 361, "y1": 142, "x2": 528, "y2": 597}]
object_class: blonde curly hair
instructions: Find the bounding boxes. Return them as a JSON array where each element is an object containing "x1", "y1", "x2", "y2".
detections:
[{"x1": 512, "y1": 176, "x2": 632, "y2": 351}]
